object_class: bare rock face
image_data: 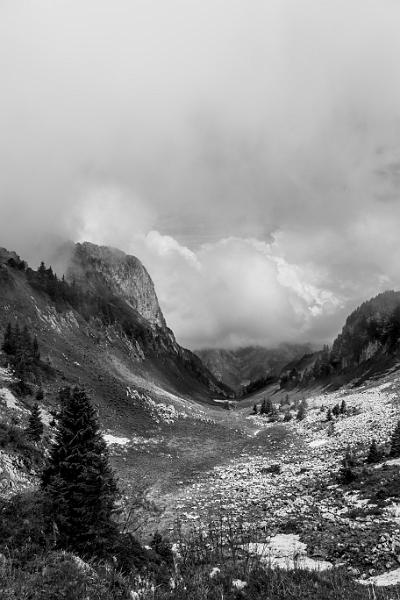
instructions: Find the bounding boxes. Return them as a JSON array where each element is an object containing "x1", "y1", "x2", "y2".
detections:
[
  {"x1": 0, "y1": 248, "x2": 22, "y2": 265},
  {"x1": 67, "y1": 242, "x2": 166, "y2": 328}
]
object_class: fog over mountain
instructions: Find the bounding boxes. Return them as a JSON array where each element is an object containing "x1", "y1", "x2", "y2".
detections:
[{"x1": 1, "y1": 1, "x2": 400, "y2": 349}]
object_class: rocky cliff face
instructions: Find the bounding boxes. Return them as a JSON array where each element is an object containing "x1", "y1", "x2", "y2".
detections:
[{"x1": 67, "y1": 242, "x2": 166, "y2": 327}]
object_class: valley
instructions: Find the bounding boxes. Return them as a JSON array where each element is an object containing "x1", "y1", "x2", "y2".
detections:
[
  {"x1": 100, "y1": 367, "x2": 400, "y2": 583},
  {"x1": 3, "y1": 243, "x2": 400, "y2": 597}
]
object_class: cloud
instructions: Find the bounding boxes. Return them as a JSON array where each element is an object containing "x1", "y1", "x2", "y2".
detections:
[
  {"x1": 125, "y1": 233, "x2": 344, "y2": 348},
  {"x1": 1, "y1": 1, "x2": 400, "y2": 348}
]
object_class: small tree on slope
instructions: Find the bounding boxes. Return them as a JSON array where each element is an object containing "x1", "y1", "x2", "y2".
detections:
[
  {"x1": 27, "y1": 402, "x2": 43, "y2": 442},
  {"x1": 41, "y1": 386, "x2": 118, "y2": 556},
  {"x1": 367, "y1": 440, "x2": 380, "y2": 464},
  {"x1": 390, "y1": 420, "x2": 400, "y2": 458},
  {"x1": 296, "y1": 400, "x2": 307, "y2": 421}
]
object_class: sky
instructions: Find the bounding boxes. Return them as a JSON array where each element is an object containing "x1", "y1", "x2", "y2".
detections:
[{"x1": 1, "y1": 0, "x2": 400, "y2": 349}]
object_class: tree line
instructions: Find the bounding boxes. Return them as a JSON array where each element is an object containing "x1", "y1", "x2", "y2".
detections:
[
  {"x1": 1, "y1": 322, "x2": 41, "y2": 380},
  {"x1": 6, "y1": 258, "x2": 158, "y2": 351}
]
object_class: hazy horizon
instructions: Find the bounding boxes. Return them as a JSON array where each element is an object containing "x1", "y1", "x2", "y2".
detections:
[{"x1": 1, "y1": 1, "x2": 400, "y2": 349}]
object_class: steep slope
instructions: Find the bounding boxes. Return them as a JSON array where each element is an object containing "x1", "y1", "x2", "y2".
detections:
[
  {"x1": 196, "y1": 344, "x2": 313, "y2": 392},
  {"x1": 0, "y1": 244, "x2": 232, "y2": 418},
  {"x1": 331, "y1": 290, "x2": 400, "y2": 370},
  {"x1": 68, "y1": 242, "x2": 166, "y2": 327},
  {"x1": 276, "y1": 291, "x2": 400, "y2": 392}
]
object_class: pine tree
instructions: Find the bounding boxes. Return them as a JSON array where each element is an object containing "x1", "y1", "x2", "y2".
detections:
[
  {"x1": 326, "y1": 408, "x2": 333, "y2": 421},
  {"x1": 2, "y1": 322, "x2": 15, "y2": 355},
  {"x1": 41, "y1": 387, "x2": 118, "y2": 555},
  {"x1": 27, "y1": 403, "x2": 43, "y2": 442},
  {"x1": 268, "y1": 404, "x2": 279, "y2": 422},
  {"x1": 260, "y1": 398, "x2": 267, "y2": 415},
  {"x1": 332, "y1": 403, "x2": 340, "y2": 418},
  {"x1": 390, "y1": 420, "x2": 400, "y2": 458},
  {"x1": 296, "y1": 400, "x2": 307, "y2": 421},
  {"x1": 252, "y1": 403, "x2": 258, "y2": 415},
  {"x1": 340, "y1": 399, "x2": 347, "y2": 414},
  {"x1": 367, "y1": 440, "x2": 380, "y2": 464},
  {"x1": 339, "y1": 451, "x2": 357, "y2": 484},
  {"x1": 265, "y1": 398, "x2": 273, "y2": 414}
]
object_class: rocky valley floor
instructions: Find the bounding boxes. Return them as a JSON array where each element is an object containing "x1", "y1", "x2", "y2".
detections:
[
  {"x1": 4, "y1": 364, "x2": 400, "y2": 594},
  {"x1": 104, "y1": 368, "x2": 400, "y2": 588}
]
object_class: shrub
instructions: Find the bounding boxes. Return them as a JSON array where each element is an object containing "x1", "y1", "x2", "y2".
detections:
[
  {"x1": 366, "y1": 440, "x2": 381, "y2": 464},
  {"x1": 260, "y1": 464, "x2": 281, "y2": 475}
]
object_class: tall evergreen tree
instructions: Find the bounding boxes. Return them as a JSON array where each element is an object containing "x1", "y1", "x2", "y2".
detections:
[
  {"x1": 27, "y1": 403, "x2": 44, "y2": 442},
  {"x1": 340, "y1": 399, "x2": 347, "y2": 414},
  {"x1": 390, "y1": 420, "x2": 400, "y2": 458},
  {"x1": 41, "y1": 387, "x2": 118, "y2": 556},
  {"x1": 326, "y1": 408, "x2": 333, "y2": 421},
  {"x1": 252, "y1": 403, "x2": 258, "y2": 415},
  {"x1": 332, "y1": 403, "x2": 341, "y2": 418}
]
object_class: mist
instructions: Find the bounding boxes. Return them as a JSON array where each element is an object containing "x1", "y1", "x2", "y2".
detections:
[{"x1": 1, "y1": 1, "x2": 400, "y2": 349}]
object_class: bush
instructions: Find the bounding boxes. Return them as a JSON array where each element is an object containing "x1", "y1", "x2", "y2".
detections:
[
  {"x1": 0, "y1": 423, "x2": 42, "y2": 468},
  {"x1": 260, "y1": 464, "x2": 281, "y2": 475},
  {"x1": 1, "y1": 550, "x2": 132, "y2": 600},
  {"x1": 0, "y1": 491, "x2": 53, "y2": 564}
]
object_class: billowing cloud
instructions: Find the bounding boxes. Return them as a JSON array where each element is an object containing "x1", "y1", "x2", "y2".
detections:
[{"x1": 1, "y1": 1, "x2": 400, "y2": 348}]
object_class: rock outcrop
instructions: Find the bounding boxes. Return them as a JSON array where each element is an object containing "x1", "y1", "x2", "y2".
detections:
[{"x1": 68, "y1": 242, "x2": 166, "y2": 327}]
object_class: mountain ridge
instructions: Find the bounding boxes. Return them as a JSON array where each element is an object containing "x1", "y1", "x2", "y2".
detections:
[{"x1": 0, "y1": 242, "x2": 233, "y2": 406}]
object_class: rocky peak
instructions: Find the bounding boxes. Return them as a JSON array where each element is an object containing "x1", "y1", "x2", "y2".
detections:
[
  {"x1": 67, "y1": 242, "x2": 166, "y2": 327},
  {"x1": 0, "y1": 248, "x2": 22, "y2": 265}
]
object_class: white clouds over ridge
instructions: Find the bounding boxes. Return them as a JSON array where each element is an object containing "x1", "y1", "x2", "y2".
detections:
[{"x1": 1, "y1": 1, "x2": 400, "y2": 347}]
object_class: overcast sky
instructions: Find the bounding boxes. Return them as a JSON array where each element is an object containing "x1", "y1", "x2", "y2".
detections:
[{"x1": 1, "y1": 1, "x2": 400, "y2": 349}]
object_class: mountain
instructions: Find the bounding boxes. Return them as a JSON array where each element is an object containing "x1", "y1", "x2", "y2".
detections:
[
  {"x1": 68, "y1": 242, "x2": 166, "y2": 327},
  {"x1": 331, "y1": 290, "x2": 400, "y2": 369},
  {"x1": 0, "y1": 242, "x2": 233, "y2": 419},
  {"x1": 276, "y1": 290, "x2": 400, "y2": 392},
  {"x1": 195, "y1": 343, "x2": 313, "y2": 392}
]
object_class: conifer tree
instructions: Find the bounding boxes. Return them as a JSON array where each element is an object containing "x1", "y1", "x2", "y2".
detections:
[
  {"x1": 339, "y1": 449, "x2": 357, "y2": 483},
  {"x1": 296, "y1": 400, "x2": 307, "y2": 421},
  {"x1": 27, "y1": 403, "x2": 44, "y2": 442},
  {"x1": 252, "y1": 403, "x2": 258, "y2": 415},
  {"x1": 327, "y1": 408, "x2": 333, "y2": 421},
  {"x1": 390, "y1": 420, "x2": 400, "y2": 458},
  {"x1": 260, "y1": 398, "x2": 267, "y2": 415},
  {"x1": 367, "y1": 440, "x2": 380, "y2": 464},
  {"x1": 332, "y1": 403, "x2": 340, "y2": 418},
  {"x1": 41, "y1": 387, "x2": 118, "y2": 555},
  {"x1": 265, "y1": 397, "x2": 273, "y2": 414},
  {"x1": 340, "y1": 399, "x2": 347, "y2": 414},
  {"x1": 2, "y1": 322, "x2": 15, "y2": 355}
]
